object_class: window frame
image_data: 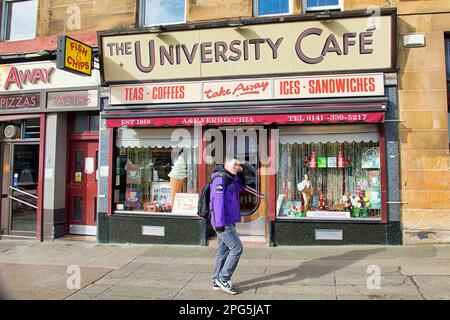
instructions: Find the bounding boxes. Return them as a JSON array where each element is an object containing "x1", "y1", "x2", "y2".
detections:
[
  {"x1": 1, "y1": 0, "x2": 38, "y2": 41},
  {"x1": 69, "y1": 111, "x2": 100, "y2": 134},
  {"x1": 253, "y1": 0, "x2": 293, "y2": 17},
  {"x1": 302, "y1": 0, "x2": 344, "y2": 13},
  {"x1": 138, "y1": 0, "x2": 187, "y2": 28}
]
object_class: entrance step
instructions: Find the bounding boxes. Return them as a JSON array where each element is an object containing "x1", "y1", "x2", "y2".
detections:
[
  {"x1": 0, "y1": 235, "x2": 37, "y2": 241},
  {"x1": 55, "y1": 234, "x2": 96, "y2": 242},
  {"x1": 208, "y1": 235, "x2": 268, "y2": 248}
]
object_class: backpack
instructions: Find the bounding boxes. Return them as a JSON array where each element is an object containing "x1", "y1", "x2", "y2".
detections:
[{"x1": 197, "y1": 172, "x2": 232, "y2": 220}]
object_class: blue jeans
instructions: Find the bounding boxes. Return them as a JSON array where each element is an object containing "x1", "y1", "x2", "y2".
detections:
[{"x1": 212, "y1": 224, "x2": 243, "y2": 282}]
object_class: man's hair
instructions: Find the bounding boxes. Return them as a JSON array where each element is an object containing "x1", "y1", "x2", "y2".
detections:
[{"x1": 224, "y1": 155, "x2": 238, "y2": 164}]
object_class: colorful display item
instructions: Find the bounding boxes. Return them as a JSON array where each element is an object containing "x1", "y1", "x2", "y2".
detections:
[
  {"x1": 362, "y1": 147, "x2": 380, "y2": 169},
  {"x1": 309, "y1": 151, "x2": 317, "y2": 168},
  {"x1": 144, "y1": 202, "x2": 158, "y2": 212},
  {"x1": 317, "y1": 156, "x2": 327, "y2": 168},
  {"x1": 338, "y1": 151, "x2": 346, "y2": 168},
  {"x1": 327, "y1": 157, "x2": 337, "y2": 168}
]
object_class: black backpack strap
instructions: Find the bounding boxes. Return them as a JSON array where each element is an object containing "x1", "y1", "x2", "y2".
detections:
[{"x1": 211, "y1": 172, "x2": 233, "y2": 186}]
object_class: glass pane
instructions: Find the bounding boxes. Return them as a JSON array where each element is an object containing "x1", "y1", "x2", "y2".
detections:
[
  {"x1": 73, "y1": 197, "x2": 82, "y2": 221},
  {"x1": 223, "y1": 132, "x2": 260, "y2": 215},
  {"x1": 306, "y1": 0, "x2": 339, "y2": 8},
  {"x1": 74, "y1": 113, "x2": 89, "y2": 133},
  {"x1": 24, "y1": 118, "x2": 40, "y2": 139},
  {"x1": 258, "y1": 0, "x2": 289, "y2": 15},
  {"x1": 143, "y1": 0, "x2": 185, "y2": 26},
  {"x1": 11, "y1": 144, "x2": 39, "y2": 232},
  {"x1": 89, "y1": 114, "x2": 99, "y2": 132},
  {"x1": 8, "y1": 0, "x2": 38, "y2": 40},
  {"x1": 75, "y1": 151, "x2": 84, "y2": 177}
]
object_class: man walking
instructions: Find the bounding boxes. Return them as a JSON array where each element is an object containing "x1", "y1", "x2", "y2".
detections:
[{"x1": 210, "y1": 157, "x2": 245, "y2": 295}]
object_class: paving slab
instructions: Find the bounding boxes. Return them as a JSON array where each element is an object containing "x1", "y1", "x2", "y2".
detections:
[
  {"x1": 86, "y1": 244, "x2": 150, "y2": 269},
  {"x1": 0, "y1": 262, "x2": 112, "y2": 300},
  {"x1": 335, "y1": 284, "x2": 422, "y2": 297},
  {"x1": 101, "y1": 262, "x2": 144, "y2": 279},
  {"x1": 253, "y1": 292, "x2": 337, "y2": 300},
  {"x1": 173, "y1": 288, "x2": 257, "y2": 300},
  {"x1": 255, "y1": 284, "x2": 336, "y2": 296},
  {"x1": 115, "y1": 277, "x2": 187, "y2": 290},
  {"x1": 411, "y1": 276, "x2": 450, "y2": 300},
  {"x1": 334, "y1": 275, "x2": 411, "y2": 286},
  {"x1": 400, "y1": 267, "x2": 450, "y2": 276},
  {"x1": 101, "y1": 285, "x2": 179, "y2": 299}
]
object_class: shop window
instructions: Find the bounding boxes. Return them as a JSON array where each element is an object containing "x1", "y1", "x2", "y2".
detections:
[
  {"x1": 254, "y1": 0, "x2": 292, "y2": 16},
  {"x1": 1, "y1": 0, "x2": 38, "y2": 41},
  {"x1": 71, "y1": 112, "x2": 100, "y2": 133},
  {"x1": 73, "y1": 197, "x2": 82, "y2": 222},
  {"x1": 139, "y1": 0, "x2": 186, "y2": 27},
  {"x1": 277, "y1": 125, "x2": 382, "y2": 221},
  {"x1": 24, "y1": 118, "x2": 40, "y2": 139},
  {"x1": 89, "y1": 114, "x2": 99, "y2": 132},
  {"x1": 1, "y1": 119, "x2": 40, "y2": 140},
  {"x1": 303, "y1": 0, "x2": 343, "y2": 12},
  {"x1": 114, "y1": 128, "x2": 198, "y2": 215}
]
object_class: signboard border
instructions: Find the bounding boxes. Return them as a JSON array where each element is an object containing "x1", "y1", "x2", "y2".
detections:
[
  {"x1": 97, "y1": 8, "x2": 397, "y2": 86},
  {"x1": 109, "y1": 73, "x2": 385, "y2": 106}
]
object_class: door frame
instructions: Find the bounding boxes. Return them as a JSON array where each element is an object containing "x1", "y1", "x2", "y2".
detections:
[
  {"x1": 4, "y1": 141, "x2": 40, "y2": 237},
  {"x1": 202, "y1": 125, "x2": 269, "y2": 237},
  {"x1": 65, "y1": 133, "x2": 99, "y2": 235}
]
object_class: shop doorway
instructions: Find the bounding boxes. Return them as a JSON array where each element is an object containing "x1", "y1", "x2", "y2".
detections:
[
  {"x1": 205, "y1": 127, "x2": 268, "y2": 238},
  {"x1": 1, "y1": 143, "x2": 39, "y2": 236},
  {"x1": 67, "y1": 140, "x2": 98, "y2": 235}
]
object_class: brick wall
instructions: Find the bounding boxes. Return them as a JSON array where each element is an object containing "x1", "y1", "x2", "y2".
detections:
[{"x1": 396, "y1": 1, "x2": 450, "y2": 243}]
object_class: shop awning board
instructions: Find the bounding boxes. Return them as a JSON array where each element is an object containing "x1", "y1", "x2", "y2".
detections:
[{"x1": 106, "y1": 111, "x2": 385, "y2": 128}]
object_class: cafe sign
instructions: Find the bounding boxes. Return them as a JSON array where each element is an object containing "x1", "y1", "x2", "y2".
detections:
[
  {"x1": 47, "y1": 90, "x2": 98, "y2": 110},
  {"x1": 110, "y1": 73, "x2": 385, "y2": 105},
  {"x1": 0, "y1": 93, "x2": 40, "y2": 111},
  {"x1": 100, "y1": 13, "x2": 394, "y2": 83},
  {"x1": 0, "y1": 61, "x2": 100, "y2": 92}
]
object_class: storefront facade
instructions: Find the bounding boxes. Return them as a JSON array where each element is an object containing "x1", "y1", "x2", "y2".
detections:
[
  {"x1": 0, "y1": 60, "x2": 101, "y2": 240},
  {"x1": 98, "y1": 8, "x2": 401, "y2": 245}
]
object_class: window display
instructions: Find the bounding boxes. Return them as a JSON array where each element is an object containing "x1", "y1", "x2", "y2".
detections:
[
  {"x1": 277, "y1": 137, "x2": 382, "y2": 221},
  {"x1": 114, "y1": 144, "x2": 198, "y2": 215}
]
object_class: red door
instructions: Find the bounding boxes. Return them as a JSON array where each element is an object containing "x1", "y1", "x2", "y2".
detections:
[{"x1": 68, "y1": 140, "x2": 98, "y2": 235}]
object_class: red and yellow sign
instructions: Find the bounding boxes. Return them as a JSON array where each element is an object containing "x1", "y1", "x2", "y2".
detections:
[
  {"x1": 110, "y1": 73, "x2": 385, "y2": 105},
  {"x1": 57, "y1": 35, "x2": 93, "y2": 76}
]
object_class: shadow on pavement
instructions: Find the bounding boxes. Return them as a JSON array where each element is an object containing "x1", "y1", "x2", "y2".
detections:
[{"x1": 236, "y1": 248, "x2": 386, "y2": 292}]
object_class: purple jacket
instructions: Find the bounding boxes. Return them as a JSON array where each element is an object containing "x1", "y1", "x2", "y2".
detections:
[{"x1": 209, "y1": 165, "x2": 245, "y2": 232}]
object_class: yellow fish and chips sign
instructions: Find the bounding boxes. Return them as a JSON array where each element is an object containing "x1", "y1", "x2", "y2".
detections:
[{"x1": 57, "y1": 35, "x2": 93, "y2": 76}]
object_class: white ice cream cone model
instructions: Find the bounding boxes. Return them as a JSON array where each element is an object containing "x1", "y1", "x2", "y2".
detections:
[{"x1": 168, "y1": 155, "x2": 188, "y2": 207}]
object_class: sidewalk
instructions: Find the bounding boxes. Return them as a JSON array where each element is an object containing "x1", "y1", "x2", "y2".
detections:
[{"x1": 0, "y1": 239, "x2": 449, "y2": 300}]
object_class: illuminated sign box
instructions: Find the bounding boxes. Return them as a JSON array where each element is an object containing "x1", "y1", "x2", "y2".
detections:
[{"x1": 57, "y1": 35, "x2": 93, "y2": 76}]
